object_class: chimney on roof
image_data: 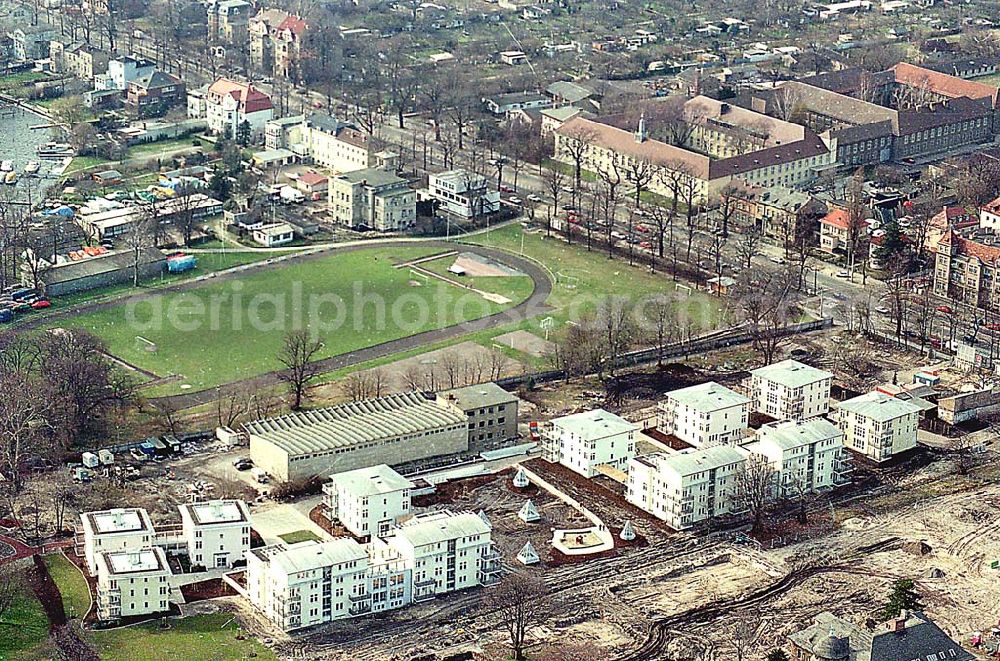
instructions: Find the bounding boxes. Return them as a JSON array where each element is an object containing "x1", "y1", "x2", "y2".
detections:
[
  {"x1": 886, "y1": 610, "x2": 909, "y2": 632},
  {"x1": 720, "y1": 102, "x2": 731, "y2": 114}
]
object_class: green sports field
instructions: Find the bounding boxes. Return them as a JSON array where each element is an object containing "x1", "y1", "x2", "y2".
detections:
[{"x1": 57, "y1": 246, "x2": 534, "y2": 394}]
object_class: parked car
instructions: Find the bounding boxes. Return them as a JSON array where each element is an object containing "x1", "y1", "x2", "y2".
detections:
[
  {"x1": 986, "y1": 323, "x2": 1000, "y2": 331},
  {"x1": 936, "y1": 305, "x2": 953, "y2": 313},
  {"x1": 31, "y1": 299, "x2": 50, "y2": 310},
  {"x1": 233, "y1": 457, "x2": 253, "y2": 471},
  {"x1": 836, "y1": 271, "x2": 850, "y2": 278},
  {"x1": 527, "y1": 194, "x2": 542, "y2": 203},
  {"x1": 508, "y1": 196, "x2": 522, "y2": 205},
  {"x1": 499, "y1": 184, "x2": 514, "y2": 193}
]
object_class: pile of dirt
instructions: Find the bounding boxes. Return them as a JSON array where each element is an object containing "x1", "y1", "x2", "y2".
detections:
[{"x1": 180, "y1": 578, "x2": 239, "y2": 602}]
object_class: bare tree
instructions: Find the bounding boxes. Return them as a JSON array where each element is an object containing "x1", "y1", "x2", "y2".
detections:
[
  {"x1": 124, "y1": 201, "x2": 159, "y2": 287},
  {"x1": 277, "y1": 330, "x2": 324, "y2": 410},
  {"x1": 560, "y1": 124, "x2": 597, "y2": 204},
  {"x1": 732, "y1": 615, "x2": 762, "y2": 661},
  {"x1": 484, "y1": 572, "x2": 549, "y2": 661},
  {"x1": 734, "y1": 453, "x2": 776, "y2": 535},
  {"x1": 735, "y1": 228, "x2": 762, "y2": 270},
  {"x1": 343, "y1": 371, "x2": 376, "y2": 401},
  {"x1": 542, "y1": 165, "x2": 566, "y2": 238},
  {"x1": 734, "y1": 270, "x2": 795, "y2": 365},
  {"x1": 596, "y1": 162, "x2": 623, "y2": 255}
]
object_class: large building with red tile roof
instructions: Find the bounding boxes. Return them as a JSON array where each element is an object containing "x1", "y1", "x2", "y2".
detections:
[
  {"x1": 249, "y1": 8, "x2": 309, "y2": 81},
  {"x1": 193, "y1": 78, "x2": 274, "y2": 140},
  {"x1": 934, "y1": 229, "x2": 1000, "y2": 310},
  {"x1": 553, "y1": 96, "x2": 834, "y2": 204}
]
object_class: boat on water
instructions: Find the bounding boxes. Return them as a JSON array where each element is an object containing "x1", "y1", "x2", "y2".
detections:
[
  {"x1": 4, "y1": 171, "x2": 18, "y2": 184},
  {"x1": 24, "y1": 161, "x2": 40, "y2": 174},
  {"x1": 0, "y1": 160, "x2": 12, "y2": 172},
  {"x1": 36, "y1": 142, "x2": 74, "y2": 158}
]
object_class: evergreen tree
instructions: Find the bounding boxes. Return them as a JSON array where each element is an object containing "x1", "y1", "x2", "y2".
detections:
[
  {"x1": 879, "y1": 579, "x2": 923, "y2": 620},
  {"x1": 874, "y1": 216, "x2": 908, "y2": 265},
  {"x1": 766, "y1": 650, "x2": 790, "y2": 661},
  {"x1": 236, "y1": 120, "x2": 252, "y2": 146},
  {"x1": 209, "y1": 171, "x2": 231, "y2": 202}
]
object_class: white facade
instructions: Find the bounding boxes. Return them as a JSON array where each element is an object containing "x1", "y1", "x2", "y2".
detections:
[
  {"x1": 323, "y1": 464, "x2": 414, "y2": 538},
  {"x1": 94, "y1": 548, "x2": 171, "y2": 620},
  {"x1": 659, "y1": 382, "x2": 751, "y2": 447},
  {"x1": 179, "y1": 500, "x2": 251, "y2": 569},
  {"x1": 428, "y1": 170, "x2": 501, "y2": 218},
  {"x1": 748, "y1": 418, "x2": 846, "y2": 495},
  {"x1": 206, "y1": 91, "x2": 273, "y2": 139},
  {"x1": 626, "y1": 446, "x2": 748, "y2": 530},
  {"x1": 385, "y1": 510, "x2": 500, "y2": 601},
  {"x1": 835, "y1": 391, "x2": 921, "y2": 462},
  {"x1": 747, "y1": 359, "x2": 834, "y2": 421},
  {"x1": 244, "y1": 510, "x2": 498, "y2": 631},
  {"x1": 80, "y1": 508, "x2": 156, "y2": 575},
  {"x1": 543, "y1": 408, "x2": 637, "y2": 478},
  {"x1": 246, "y1": 538, "x2": 371, "y2": 630},
  {"x1": 99, "y1": 56, "x2": 155, "y2": 91}
]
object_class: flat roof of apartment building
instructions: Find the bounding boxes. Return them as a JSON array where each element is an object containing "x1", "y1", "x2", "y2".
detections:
[
  {"x1": 749, "y1": 359, "x2": 834, "y2": 388},
  {"x1": 181, "y1": 500, "x2": 249, "y2": 526},
  {"x1": 664, "y1": 381, "x2": 751, "y2": 412},
  {"x1": 83, "y1": 508, "x2": 154, "y2": 535},
  {"x1": 327, "y1": 464, "x2": 414, "y2": 497}
]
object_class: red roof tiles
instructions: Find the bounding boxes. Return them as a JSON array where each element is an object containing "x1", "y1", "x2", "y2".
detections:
[
  {"x1": 892, "y1": 62, "x2": 999, "y2": 108},
  {"x1": 820, "y1": 207, "x2": 850, "y2": 230}
]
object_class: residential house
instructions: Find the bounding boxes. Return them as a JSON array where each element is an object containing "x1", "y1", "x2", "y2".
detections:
[
  {"x1": 545, "y1": 80, "x2": 598, "y2": 110},
  {"x1": 249, "y1": 8, "x2": 308, "y2": 81},
  {"x1": 328, "y1": 166, "x2": 415, "y2": 231},
  {"x1": 658, "y1": 382, "x2": 751, "y2": 447},
  {"x1": 295, "y1": 171, "x2": 328, "y2": 199},
  {"x1": 126, "y1": 70, "x2": 185, "y2": 116},
  {"x1": 625, "y1": 446, "x2": 748, "y2": 529},
  {"x1": 384, "y1": 510, "x2": 500, "y2": 601},
  {"x1": 819, "y1": 207, "x2": 852, "y2": 253},
  {"x1": 427, "y1": 170, "x2": 500, "y2": 218},
  {"x1": 731, "y1": 186, "x2": 826, "y2": 242},
  {"x1": 933, "y1": 229, "x2": 1000, "y2": 310},
  {"x1": 483, "y1": 91, "x2": 552, "y2": 117},
  {"x1": 322, "y1": 464, "x2": 414, "y2": 539},
  {"x1": 303, "y1": 113, "x2": 374, "y2": 173},
  {"x1": 97, "y1": 56, "x2": 155, "y2": 91},
  {"x1": 834, "y1": 391, "x2": 920, "y2": 462},
  {"x1": 499, "y1": 50, "x2": 528, "y2": 65},
  {"x1": 79, "y1": 508, "x2": 156, "y2": 574},
  {"x1": 94, "y1": 548, "x2": 172, "y2": 620},
  {"x1": 251, "y1": 222, "x2": 295, "y2": 247},
  {"x1": 50, "y1": 40, "x2": 109, "y2": 80},
  {"x1": 178, "y1": 500, "x2": 251, "y2": 570},
  {"x1": 745, "y1": 359, "x2": 834, "y2": 421},
  {"x1": 194, "y1": 78, "x2": 273, "y2": 140},
  {"x1": 541, "y1": 408, "x2": 637, "y2": 478},
  {"x1": 207, "y1": 0, "x2": 252, "y2": 44},
  {"x1": 9, "y1": 28, "x2": 55, "y2": 61},
  {"x1": 787, "y1": 610, "x2": 973, "y2": 661},
  {"x1": 980, "y1": 195, "x2": 1000, "y2": 231},
  {"x1": 747, "y1": 418, "x2": 847, "y2": 496},
  {"x1": 925, "y1": 57, "x2": 998, "y2": 80},
  {"x1": 436, "y1": 382, "x2": 519, "y2": 450}
]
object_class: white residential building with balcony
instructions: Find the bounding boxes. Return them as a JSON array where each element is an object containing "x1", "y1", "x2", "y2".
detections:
[
  {"x1": 625, "y1": 446, "x2": 748, "y2": 530},
  {"x1": 658, "y1": 382, "x2": 751, "y2": 447},
  {"x1": 385, "y1": 510, "x2": 500, "y2": 602},
  {"x1": 541, "y1": 408, "x2": 638, "y2": 478},
  {"x1": 322, "y1": 464, "x2": 414, "y2": 539},
  {"x1": 94, "y1": 548, "x2": 172, "y2": 620},
  {"x1": 834, "y1": 391, "x2": 921, "y2": 462},
  {"x1": 80, "y1": 508, "x2": 156, "y2": 575},
  {"x1": 746, "y1": 359, "x2": 834, "y2": 421},
  {"x1": 747, "y1": 418, "x2": 847, "y2": 496},
  {"x1": 178, "y1": 500, "x2": 252, "y2": 570},
  {"x1": 245, "y1": 538, "x2": 370, "y2": 631}
]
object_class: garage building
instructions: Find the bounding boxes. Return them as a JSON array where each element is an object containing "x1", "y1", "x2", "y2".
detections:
[{"x1": 246, "y1": 392, "x2": 468, "y2": 482}]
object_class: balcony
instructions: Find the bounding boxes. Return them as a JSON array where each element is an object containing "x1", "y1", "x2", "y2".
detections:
[
  {"x1": 348, "y1": 602, "x2": 372, "y2": 616},
  {"x1": 348, "y1": 592, "x2": 371, "y2": 603}
]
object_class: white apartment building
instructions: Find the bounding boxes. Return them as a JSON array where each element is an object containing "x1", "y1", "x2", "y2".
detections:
[
  {"x1": 385, "y1": 510, "x2": 500, "y2": 601},
  {"x1": 834, "y1": 391, "x2": 921, "y2": 462},
  {"x1": 178, "y1": 500, "x2": 252, "y2": 569},
  {"x1": 542, "y1": 408, "x2": 638, "y2": 478},
  {"x1": 80, "y1": 508, "x2": 156, "y2": 574},
  {"x1": 427, "y1": 170, "x2": 501, "y2": 218},
  {"x1": 748, "y1": 418, "x2": 846, "y2": 496},
  {"x1": 626, "y1": 446, "x2": 748, "y2": 530},
  {"x1": 94, "y1": 548, "x2": 172, "y2": 620},
  {"x1": 322, "y1": 464, "x2": 414, "y2": 539},
  {"x1": 304, "y1": 113, "x2": 374, "y2": 173},
  {"x1": 328, "y1": 167, "x2": 416, "y2": 231},
  {"x1": 746, "y1": 359, "x2": 834, "y2": 421},
  {"x1": 243, "y1": 510, "x2": 498, "y2": 631},
  {"x1": 246, "y1": 538, "x2": 370, "y2": 630},
  {"x1": 658, "y1": 382, "x2": 751, "y2": 447}
]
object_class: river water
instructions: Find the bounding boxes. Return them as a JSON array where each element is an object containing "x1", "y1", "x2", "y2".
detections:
[{"x1": 1, "y1": 104, "x2": 63, "y2": 204}]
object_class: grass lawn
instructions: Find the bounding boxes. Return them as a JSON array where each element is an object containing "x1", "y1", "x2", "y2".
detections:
[
  {"x1": 127, "y1": 137, "x2": 203, "y2": 159},
  {"x1": 43, "y1": 554, "x2": 91, "y2": 620},
  {"x1": 278, "y1": 530, "x2": 322, "y2": 544},
  {"x1": 89, "y1": 612, "x2": 276, "y2": 661},
  {"x1": 469, "y1": 224, "x2": 724, "y2": 330},
  {"x1": 57, "y1": 245, "x2": 534, "y2": 394},
  {"x1": 414, "y1": 255, "x2": 535, "y2": 302},
  {"x1": 0, "y1": 588, "x2": 50, "y2": 659},
  {"x1": 64, "y1": 155, "x2": 114, "y2": 176}
]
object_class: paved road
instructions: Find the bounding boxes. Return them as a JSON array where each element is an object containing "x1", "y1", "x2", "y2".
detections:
[{"x1": 141, "y1": 239, "x2": 553, "y2": 410}]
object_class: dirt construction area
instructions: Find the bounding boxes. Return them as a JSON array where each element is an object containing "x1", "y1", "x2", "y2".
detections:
[{"x1": 267, "y1": 438, "x2": 1000, "y2": 661}]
